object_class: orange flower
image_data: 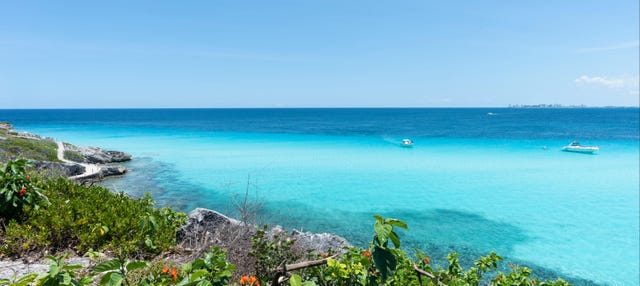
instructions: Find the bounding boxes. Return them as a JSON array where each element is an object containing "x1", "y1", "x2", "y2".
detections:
[
  {"x1": 362, "y1": 249, "x2": 371, "y2": 258},
  {"x1": 319, "y1": 252, "x2": 328, "y2": 258},
  {"x1": 18, "y1": 187, "x2": 27, "y2": 197},
  {"x1": 240, "y1": 275, "x2": 259, "y2": 286},
  {"x1": 170, "y1": 268, "x2": 178, "y2": 281},
  {"x1": 162, "y1": 266, "x2": 169, "y2": 273},
  {"x1": 26, "y1": 175, "x2": 31, "y2": 181},
  {"x1": 423, "y1": 256, "x2": 430, "y2": 264}
]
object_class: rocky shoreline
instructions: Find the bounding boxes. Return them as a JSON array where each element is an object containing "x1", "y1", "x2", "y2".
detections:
[{"x1": 0, "y1": 122, "x2": 130, "y2": 182}]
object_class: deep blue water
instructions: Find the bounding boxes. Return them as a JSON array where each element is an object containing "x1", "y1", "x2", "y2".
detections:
[
  {"x1": 1, "y1": 108, "x2": 638, "y2": 286},
  {"x1": 3, "y1": 108, "x2": 638, "y2": 140}
]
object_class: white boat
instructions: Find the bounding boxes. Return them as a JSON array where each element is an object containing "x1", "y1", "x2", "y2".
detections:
[
  {"x1": 562, "y1": 141, "x2": 599, "y2": 154},
  {"x1": 401, "y1": 138, "x2": 413, "y2": 147}
]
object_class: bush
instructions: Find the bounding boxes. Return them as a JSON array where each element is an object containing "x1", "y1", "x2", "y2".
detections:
[
  {"x1": 0, "y1": 176, "x2": 186, "y2": 258},
  {"x1": 0, "y1": 159, "x2": 48, "y2": 222}
]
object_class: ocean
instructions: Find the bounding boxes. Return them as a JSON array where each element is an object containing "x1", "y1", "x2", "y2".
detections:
[{"x1": 2, "y1": 108, "x2": 638, "y2": 286}]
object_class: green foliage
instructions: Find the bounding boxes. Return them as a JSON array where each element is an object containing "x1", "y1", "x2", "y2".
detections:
[
  {"x1": 289, "y1": 274, "x2": 316, "y2": 286},
  {"x1": 92, "y1": 258, "x2": 148, "y2": 286},
  {"x1": 320, "y1": 248, "x2": 371, "y2": 286},
  {"x1": 0, "y1": 137, "x2": 59, "y2": 162},
  {"x1": 371, "y1": 215, "x2": 407, "y2": 282},
  {"x1": 249, "y1": 225, "x2": 300, "y2": 282},
  {"x1": 1, "y1": 176, "x2": 186, "y2": 258},
  {"x1": 0, "y1": 159, "x2": 48, "y2": 221},
  {"x1": 36, "y1": 253, "x2": 93, "y2": 286},
  {"x1": 0, "y1": 273, "x2": 37, "y2": 286},
  {"x1": 176, "y1": 246, "x2": 236, "y2": 286},
  {"x1": 63, "y1": 150, "x2": 84, "y2": 163}
]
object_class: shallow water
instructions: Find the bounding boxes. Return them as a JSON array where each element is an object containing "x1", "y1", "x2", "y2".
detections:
[{"x1": 3, "y1": 108, "x2": 638, "y2": 285}]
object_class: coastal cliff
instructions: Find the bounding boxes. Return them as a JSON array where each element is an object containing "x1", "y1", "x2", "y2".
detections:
[{"x1": 0, "y1": 122, "x2": 130, "y2": 182}]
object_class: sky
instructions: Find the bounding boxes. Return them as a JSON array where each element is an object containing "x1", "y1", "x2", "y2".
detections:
[{"x1": 0, "y1": 1, "x2": 638, "y2": 108}]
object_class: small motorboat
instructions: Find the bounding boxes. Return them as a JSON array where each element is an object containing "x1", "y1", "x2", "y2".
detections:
[
  {"x1": 562, "y1": 141, "x2": 599, "y2": 154},
  {"x1": 401, "y1": 138, "x2": 413, "y2": 147}
]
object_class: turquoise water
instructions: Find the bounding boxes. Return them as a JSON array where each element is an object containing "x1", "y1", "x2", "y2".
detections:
[{"x1": 3, "y1": 108, "x2": 639, "y2": 285}]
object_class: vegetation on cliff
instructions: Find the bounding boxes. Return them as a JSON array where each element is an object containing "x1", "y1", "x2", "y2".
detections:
[{"x1": 0, "y1": 127, "x2": 59, "y2": 163}]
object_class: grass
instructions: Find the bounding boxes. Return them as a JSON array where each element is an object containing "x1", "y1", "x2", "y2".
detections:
[
  {"x1": 0, "y1": 136, "x2": 59, "y2": 162},
  {"x1": 63, "y1": 150, "x2": 85, "y2": 162}
]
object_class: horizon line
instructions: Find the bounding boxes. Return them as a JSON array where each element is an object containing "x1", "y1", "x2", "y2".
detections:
[{"x1": 2, "y1": 105, "x2": 639, "y2": 110}]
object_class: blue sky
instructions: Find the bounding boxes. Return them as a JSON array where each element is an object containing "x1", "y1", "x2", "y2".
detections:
[{"x1": 1, "y1": 1, "x2": 638, "y2": 108}]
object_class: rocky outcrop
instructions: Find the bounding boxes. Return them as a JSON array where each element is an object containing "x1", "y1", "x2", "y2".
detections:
[
  {"x1": 64, "y1": 145, "x2": 132, "y2": 164},
  {"x1": 177, "y1": 208, "x2": 352, "y2": 254},
  {"x1": 99, "y1": 166, "x2": 127, "y2": 177},
  {"x1": 32, "y1": 161, "x2": 85, "y2": 177},
  {"x1": 290, "y1": 229, "x2": 352, "y2": 254}
]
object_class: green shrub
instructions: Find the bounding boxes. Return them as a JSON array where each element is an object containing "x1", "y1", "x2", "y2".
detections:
[
  {"x1": 249, "y1": 225, "x2": 301, "y2": 283},
  {"x1": 1, "y1": 176, "x2": 186, "y2": 258},
  {"x1": 0, "y1": 159, "x2": 48, "y2": 222},
  {"x1": 0, "y1": 137, "x2": 59, "y2": 162},
  {"x1": 63, "y1": 150, "x2": 84, "y2": 163}
]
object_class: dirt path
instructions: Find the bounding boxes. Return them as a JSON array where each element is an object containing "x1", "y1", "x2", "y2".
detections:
[{"x1": 56, "y1": 141, "x2": 101, "y2": 179}]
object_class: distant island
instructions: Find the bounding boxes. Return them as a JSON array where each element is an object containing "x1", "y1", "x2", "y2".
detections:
[{"x1": 507, "y1": 104, "x2": 636, "y2": 108}]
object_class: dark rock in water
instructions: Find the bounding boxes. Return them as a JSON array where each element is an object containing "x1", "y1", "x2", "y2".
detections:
[
  {"x1": 100, "y1": 166, "x2": 127, "y2": 177},
  {"x1": 104, "y1": 151, "x2": 131, "y2": 162},
  {"x1": 32, "y1": 161, "x2": 85, "y2": 177},
  {"x1": 177, "y1": 208, "x2": 351, "y2": 254}
]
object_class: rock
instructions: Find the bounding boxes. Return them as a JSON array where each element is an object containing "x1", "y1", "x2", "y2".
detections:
[
  {"x1": 65, "y1": 145, "x2": 132, "y2": 164},
  {"x1": 0, "y1": 122, "x2": 13, "y2": 130},
  {"x1": 291, "y1": 229, "x2": 352, "y2": 254},
  {"x1": 177, "y1": 208, "x2": 245, "y2": 242},
  {"x1": 32, "y1": 161, "x2": 85, "y2": 177},
  {"x1": 0, "y1": 257, "x2": 90, "y2": 279},
  {"x1": 177, "y1": 208, "x2": 351, "y2": 254},
  {"x1": 100, "y1": 166, "x2": 127, "y2": 177}
]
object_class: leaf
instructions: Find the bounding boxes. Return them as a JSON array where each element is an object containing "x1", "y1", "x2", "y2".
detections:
[
  {"x1": 108, "y1": 273, "x2": 123, "y2": 286},
  {"x1": 63, "y1": 264, "x2": 84, "y2": 270},
  {"x1": 374, "y1": 222, "x2": 392, "y2": 247},
  {"x1": 385, "y1": 218, "x2": 408, "y2": 229},
  {"x1": 78, "y1": 277, "x2": 94, "y2": 286},
  {"x1": 125, "y1": 261, "x2": 147, "y2": 272},
  {"x1": 195, "y1": 280, "x2": 212, "y2": 286},
  {"x1": 290, "y1": 274, "x2": 302, "y2": 286},
  {"x1": 188, "y1": 270, "x2": 209, "y2": 282},
  {"x1": 13, "y1": 274, "x2": 38, "y2": 286},
  {"x1": 61, "y1": 272, "x2": 72, "y2": 285},
  {"x1": 48, "y1": 264, "x2": 60, "y2": 278},
  {"x1": 389, "y1": 231, "x2": 401, "y2": 248},
  {"x1": 93, "y1": 259, "x2": 122, "y2": 274},
  {"x1": 373, "y1": 214, "x2": 384, "y2": 224},
  {"x1": 371, "y1": 246, "x2": 397, "y2": 282}
]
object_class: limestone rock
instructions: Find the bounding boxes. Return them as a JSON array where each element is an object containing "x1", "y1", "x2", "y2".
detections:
[
  {"x1": 177, "y1": 208, "x2": 351, "y2": 254},
  {"x1": 65, "y1": 145, "x2": 132, "y2": 164},
  {"x1": 100, "y1": 166, "x2": 127, "y2": 177},
  {"x1": 32, "y1": 161, "x2": 85, "y2": 177},
  {"x1": 291, "y1": 229, "x2": 352, "y2": 254}
]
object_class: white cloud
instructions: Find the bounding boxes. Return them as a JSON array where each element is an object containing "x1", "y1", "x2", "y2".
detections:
[
  {"x1": 577, "y1": 41, "x2": 639, "y2": 53},
  {"x1": 575, "y1": 76, "x2": 625, "y2": 88},
  {"x1": 575, "y1": 75, "x2": 640, "y2": 95}
]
